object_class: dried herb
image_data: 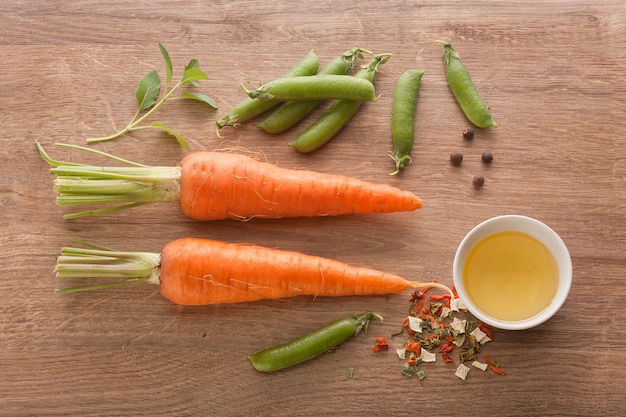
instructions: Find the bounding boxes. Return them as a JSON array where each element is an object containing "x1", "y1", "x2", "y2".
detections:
[{"x1": 391, "y1": 284, "x2": 504, "y2": 381}]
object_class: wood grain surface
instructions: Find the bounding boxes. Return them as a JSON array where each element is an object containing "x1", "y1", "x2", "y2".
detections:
[{"x1": 1, "y1": 1, "x2": 625, "y2": 416}]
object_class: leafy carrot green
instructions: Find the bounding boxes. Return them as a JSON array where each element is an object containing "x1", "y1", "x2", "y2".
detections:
[{"x1": 86, "y1": 43, "x2": 217, "y2": 149}]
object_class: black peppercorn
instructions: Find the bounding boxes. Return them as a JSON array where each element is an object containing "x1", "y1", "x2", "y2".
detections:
[
  {"x1": 472, "y1": 174, "x2": 485, "y2": 188},
  {"x1": 450, "y1": 151, "x2": 463, "y2": 166},
  {"x1": 463, "y1": 127, "x2": 474, "y2": 140},
  {"x1": 481, "y1": 151, "x2": 493, "y2": 163}
]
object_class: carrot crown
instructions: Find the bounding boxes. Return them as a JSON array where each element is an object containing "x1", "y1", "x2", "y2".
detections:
[
  {"x1": 37, "y1": 141, "x2": 181, "y2": 219},
  {"x1": 54, "y1": 240, "x2": 161, "y2": 293}
]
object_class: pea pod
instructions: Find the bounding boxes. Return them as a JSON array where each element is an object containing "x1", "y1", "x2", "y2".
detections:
[
  {"x1": 243, "y1": 75, "x2": 377, "y2": 102},
  {"x1": 247, "y1": 312, "x2": 382, "y2": 372},
  {"x1": 288, "y1": 53, "x2": 391, "y2": 153},
  {"x1": 257, "y1": 47, "x2": 370, "y2": 134},
  {"x1": 389, "y1": 69, "x2": 424, "y2": 175},
  {"x1": 437, "y1": 40, "x2": 497, "y2": 129},
  {"x1": 215, "y1": 50, "x2": 320, "y2": 136}
]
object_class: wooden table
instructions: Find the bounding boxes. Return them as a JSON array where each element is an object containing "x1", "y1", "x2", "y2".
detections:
[{"x1": 2, "y1": 1, "x2": 625, "y2": 415}]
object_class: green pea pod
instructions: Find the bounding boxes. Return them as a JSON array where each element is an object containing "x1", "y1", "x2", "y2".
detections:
[
  {"x1": 437, "y1": 41, "x2": 497, "y2": 129},
  {"x1": 215, "y1": 50, "x2": 320, "y2": 136},
  {"x1": 389, "y1": 69, "x2": 425, "y2": 175},
  {"x1": 288, "y1": 53, "x2": 391, "y2": 153},
  {"x1": 257, "y1": 47, "x2": 370, "y2": 134},
  {"x1": 247, "y1": 312, "x2": 382, "y2": 372},
  {"x1": 244, "y1": 75, "x2": 377, "y2": 102}
]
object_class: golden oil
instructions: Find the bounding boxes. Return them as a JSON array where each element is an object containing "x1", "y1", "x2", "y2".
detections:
[{"x1": 463, "y1": 231, "x2": 559, "y2": 322}]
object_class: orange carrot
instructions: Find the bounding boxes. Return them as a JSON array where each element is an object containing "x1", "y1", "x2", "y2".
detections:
[
  {"x1": 178, "y1": 152, "x2": 421, "y2": 220},
  {"x1": 54, "y1": 238, "x2": 453, "y2": 306},
  {"x1": 37, "y1": 142, "x2": 422, "y2": 220}
]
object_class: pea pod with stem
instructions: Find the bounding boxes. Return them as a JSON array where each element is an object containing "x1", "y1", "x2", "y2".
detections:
[
  {"x1": 436, "y1": 40, "x2": 497, "y2": 129},
  {"x1": 247, "y1": 312, "x2": 383, "y2": 372},
  {"x1": 389, "y1": 69, "x2": 425, "y2": 175},
  {"x1": 288, "y1": 53, "x2": 391, "y2": 153},
  {"x1": 242, "y1": 75, "x2": 377, "y2": 102},
  {"x1": 257, "y1": 47, "x2": 371, "y2": 134},
  {"x1": 215, "y1": 50, "x2": 320, "y2": 137}
]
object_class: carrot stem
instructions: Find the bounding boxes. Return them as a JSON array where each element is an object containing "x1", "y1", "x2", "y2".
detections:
[
  {"x1": 54, "y1": 244, "x2": 161, "y2": 292},
  {"x1": 37, "y1": 141, "x2": 181, "y2": 219}
]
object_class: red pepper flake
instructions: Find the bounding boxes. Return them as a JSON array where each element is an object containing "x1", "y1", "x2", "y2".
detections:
[
  {"x1": 442, "y1": 352, "x2": 454, "y2": 364},
  {"x1": 484, "y1": 353, "x2": 505, "y2": 375},
  {"x1": 405, "y1": 340, "x2": 422, "y2": 355},
  {"x1": 372, "y1": 337, "x2": 389, "y2": 352},
  {"x1": 412, "y1": 299, "x2": 426, "y2": 314},
  {"x1": 439, "y1": 343, "x2": 455, "y2": 353},
  {"x1": 422, "y1": 306, "x2": 431, "y2": 314},
  {"x1": 479, "y1": 322, "x2": 494, "y2": 340},
  {"x1": 429, "y1": 294, "x2": 452, "y2": 301},
  {"x1": 401, "y1": 317, "x2": 416, "y2": 335},
  {"x1": 452, "y1": 285, "x2": 459, "y2": 298}
]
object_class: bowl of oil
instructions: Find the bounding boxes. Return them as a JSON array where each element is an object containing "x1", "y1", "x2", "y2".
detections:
[{"x1": 453, "y1": 215, "x2": 572, "y2": 330}]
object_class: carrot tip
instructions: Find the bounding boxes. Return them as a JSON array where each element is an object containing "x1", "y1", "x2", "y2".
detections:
[{"x1": 411, "y1": 281, "x2": 454, "y2": 296}]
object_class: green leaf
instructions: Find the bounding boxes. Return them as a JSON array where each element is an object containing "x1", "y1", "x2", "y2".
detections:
[
  {"x1": 185, "y1": 59, "x2": 200, "y2": 70},
  {"x1": 136, "y1": 70, "x2": 161, "y2": 112},
  {"x1": 158, "y1": 43, "x2": 173, "y2": 84},
  {"x1": 184, "y1": 59, "x2": 200, "y2": 87},
  {"x1": 178, "y1": 91, "x2": 218, "y2": 109},
  {"x1": 151, "y1": 122, "x2": 190, "y2": 150},
  {"x1": 181, "y1": 61, "x2": 207, "y2": 87}
]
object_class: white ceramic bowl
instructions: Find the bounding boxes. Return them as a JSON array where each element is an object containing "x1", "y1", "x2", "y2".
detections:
[{"x1": 452, "y1": 215, "x2": 572, "y2": 330}]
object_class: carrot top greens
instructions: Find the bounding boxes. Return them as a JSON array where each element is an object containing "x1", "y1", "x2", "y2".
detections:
[
  {"x1": 36, "y1": 141, "x2": 181, "y2": 219},
  {"x1": 86, "y1": 43, "x2": 217, "y2": 149},
  {"x1": 54, "y1": 240, "x2": 161, "y2": 293}
]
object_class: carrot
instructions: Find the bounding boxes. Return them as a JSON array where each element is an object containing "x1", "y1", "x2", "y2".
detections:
[
  {"x1": 37, "y1": 142, "x2": 422, "y2": 220},
  {"x1": 54, "y1": 238, "x2": 454, "y2": 306}
]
